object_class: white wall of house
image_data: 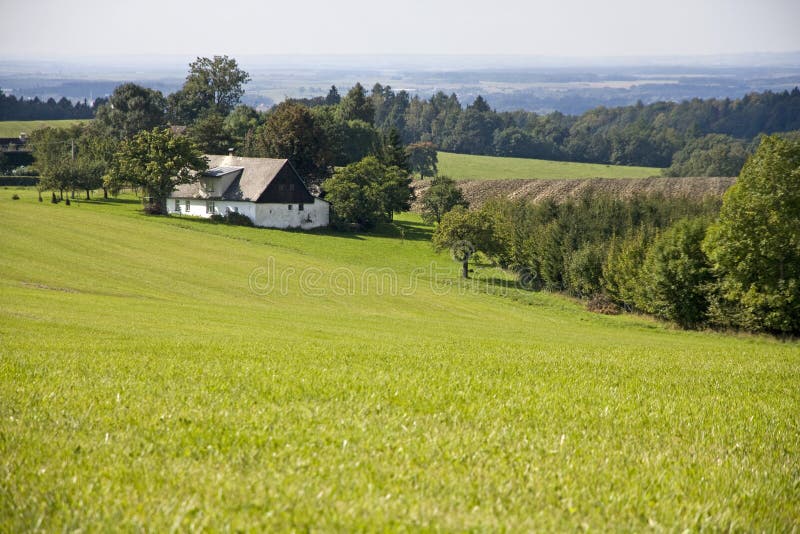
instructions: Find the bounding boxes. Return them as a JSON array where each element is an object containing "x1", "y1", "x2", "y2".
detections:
[
  {"x1": 167, "y1": 197, "x2": 329, "y2": 230},
  {"x1": 254, "y1": 198, "x2": 330, "y2": 230},
  {"x1": 168, "y1": 199, "x2": 257, "y2": 221}
]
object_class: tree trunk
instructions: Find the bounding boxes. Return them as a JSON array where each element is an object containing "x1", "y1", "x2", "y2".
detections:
[
  {"x1": 103, "y1": 187, "x2": 108, "y2": 199},
  {"x1": 143, "y1": 194, "x2": 168, "y2": 215},
  {"x1": 71, "y1": 190, "x2": 75, "y2": 199},
  {"x1": 462, "y1": 259, "x2": 469, "y2": 279},
  {"x1": 85, "y1": 189, "x2": 91, "y2": 200}
]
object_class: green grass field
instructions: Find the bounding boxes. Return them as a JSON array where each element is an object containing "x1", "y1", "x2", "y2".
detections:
[
  {"x1": 0, "y1": 119, "x2": 92, "y2": 137},
  {"x1": 437, "y1": 151, "x2": 662, "y2": 180},
  {"x1": 1, "y1": 189, "x2": 798, "y2": 530}
]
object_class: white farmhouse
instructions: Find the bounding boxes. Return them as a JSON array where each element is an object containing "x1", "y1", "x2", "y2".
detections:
[{"x1": 168, "y1": 154, "x2": 330, "y2": 230}]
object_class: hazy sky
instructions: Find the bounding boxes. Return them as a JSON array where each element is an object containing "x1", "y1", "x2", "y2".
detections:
[{"x1": 2, "y1": 0, "x2": 798, "y2": 58}]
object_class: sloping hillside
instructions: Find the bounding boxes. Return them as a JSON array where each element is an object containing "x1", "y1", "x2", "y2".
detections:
[{"x1": 0, "y1": 189, "x2": 796, "y2": 531}]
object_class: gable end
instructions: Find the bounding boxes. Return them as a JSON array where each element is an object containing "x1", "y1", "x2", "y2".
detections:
[{"x1": 256, "y1": 163, "x2": 315, "y2": 204}]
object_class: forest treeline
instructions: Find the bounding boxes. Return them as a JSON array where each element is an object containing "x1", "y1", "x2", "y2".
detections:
[
  {"x1": 6, "y1": 66, "x2": 800, "y2": 176},
  {"x1": 286, "y1": 84, "x2": 800, "y2": 173},
  {"x1": 0, "y1": 94, "x2": 101, "y2": 121}
]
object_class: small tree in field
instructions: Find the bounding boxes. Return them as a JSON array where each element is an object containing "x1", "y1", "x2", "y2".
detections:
[
  {"x1": 406, "y1": 142, "x2": 438, "y2": 179},
  {"x1": 107, "y1": 127, "x2": 207, "y2": 215},
  {"x1": 420, "y1": 175, "x2": 468, "y2": 224},
  {"x1": 432, "y1": 206, "x2": 500, "y2": 278}
]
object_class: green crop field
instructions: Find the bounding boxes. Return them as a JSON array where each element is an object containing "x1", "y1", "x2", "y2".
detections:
[
  {"x1": 0, "y1": 119, "x2": 92, "y2": 137},
  {"x1": 437, "y1": 151, "x2": 661, "y2": 180},
  {"x1": 1, "y1": 189, "x2": 798, "y2": 530}
]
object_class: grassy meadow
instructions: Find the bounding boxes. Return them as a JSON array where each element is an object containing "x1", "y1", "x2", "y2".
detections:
[
  {"x1": 0, "y1": 119, "x2": 92, "y2": 137},
  {"x1": 0, "y1": 188, "x2": 798, "y2": 530},
  {"x1": 437, "y1": 151, "x2": 661, "y2": 180}
]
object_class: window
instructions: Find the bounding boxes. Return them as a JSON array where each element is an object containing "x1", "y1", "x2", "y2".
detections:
[
  {"x1": 206, "y1": 200, "x2": 215, "y2": 214},
  {"x1": 298, "y1": 203, "x2": 304, "y2": 211},
  {"x1": 185, "y1": 200, "x2": 191, "y2": 212},
  {"x1": 289, "y1": 183, "x2": 295, "y2": 192},
  {"x1": 174, "y1": 199, "x2": 180, "y2": 212},
  {"x1": 288, "y1": 204, "x2": 293, "y2": 210},
  {"x1": 205, "y1": 180, "x2": 214, "y2": 192},
  {"x1": 278, "y1": 184, "x2": 286, "y2": 192}
]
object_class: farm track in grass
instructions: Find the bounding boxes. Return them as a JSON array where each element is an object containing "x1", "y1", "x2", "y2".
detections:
[
  {"x1": 437, "y1": 151, "x2": 661, "y2": 180},
  {"x1": 0, "y1": 189, "x2": 798, "y2": 530},
  {"x1": 0, "y1": 119, "x2": 92, "y2": 137}
]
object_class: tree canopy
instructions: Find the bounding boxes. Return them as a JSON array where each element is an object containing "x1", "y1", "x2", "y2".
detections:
[
  {"x1": 94, "y1": 83, "x2": 166, "y2": 139},
  {"x1": 322, "y1": 156, "x2": 412, "y2": 229},
  {"x1": 432, "y1": 206, "x2": 501, "y2": 278},
  {"x1": 168, "y1": 55, "x2": 250, "y2": 123},
  {"x1": 703, "y1": 135, "x2": 800, "y2": 334},
  {"x1": 419, "y1": 175, "x2": 468, "y2": 224},
  {"x1": 245, "y1": 102, "x2": 329, "y2": 180},
  {"x1": 107, "y1": 127, "x2": 208, "y2": 215},
  {"x1": 406, "y1": 142, "x2": 438, "y2": 179}
]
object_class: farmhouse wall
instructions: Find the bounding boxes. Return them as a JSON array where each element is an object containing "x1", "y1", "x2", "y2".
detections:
[{"x1": 166, "y1": 198, "x2": 329, "y2": 229}]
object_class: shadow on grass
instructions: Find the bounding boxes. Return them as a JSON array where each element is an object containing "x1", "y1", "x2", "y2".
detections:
[
  {"x1": 482, "y1": 276, "x2": 535, "y2": 292},
  {"x1": 372, "y1": 218, "x2": 434, "y2": 242},
  {"x1": 81, "y1": 197, "x2": 141, "y2": 205},
  {"x1": 163, "y1": 213, "x2": 368, "y2": 240}
]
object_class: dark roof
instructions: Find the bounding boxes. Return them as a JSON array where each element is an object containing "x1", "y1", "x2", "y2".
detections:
[{"x1": 170, "y1": 154, "x2": 318, "y2": 204}]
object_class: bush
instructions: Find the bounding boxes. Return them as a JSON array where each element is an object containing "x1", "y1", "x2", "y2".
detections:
[
  {"x1": 225, "y1": 211, "x2": 254, "y2": 227},
  {"x1": 11, "y1": 193, "x2": 20, "y2": 200},
  {"x1": 602, "y1": 227, "x2": 653, "y2": 310},
  {"x1": 638, "y1": 217, "x2": 713, "y2": 329},
  {"x1": 209, "y1": 214, "x2": 225, "y2": 223},
  {"x1": 587, "y1": 294, "x2": 621, "y2": 315},
  {"x1": 564, "y1": 243, "x2": 606, "y2": 298}
]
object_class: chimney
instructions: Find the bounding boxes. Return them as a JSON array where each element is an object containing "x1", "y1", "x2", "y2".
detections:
[{"x1": 228, "y1": 148, "x2": 234, "y2": 157}]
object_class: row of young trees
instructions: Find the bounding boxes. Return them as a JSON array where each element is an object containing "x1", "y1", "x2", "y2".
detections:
[{"x1": 432, "y1": 135, "x2": 800, "y2": 336}]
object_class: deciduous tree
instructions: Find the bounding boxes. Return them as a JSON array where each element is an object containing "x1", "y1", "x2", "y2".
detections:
[
  {"x1": 322, "y1": 156, "x2": 412, "y2": 229},
  {"x1": 419, "y1": 175, "x2": 467, "y2": 224},
  {"x1": 432, "y1": 206, "x2": 500, "y2": 278},
  {"x1": 246, "y1": 102, "x2": 329, "y2": 180},
  {"x1": 405, "y1": 141, "x2": 438, "y2": 179},
  {"x1": 168, "y1": 55, "x2": 250, "y2": 123},
  {"x1": 95, "y1": 83, "x2": 166, "y2": 139},
  {"x1": 703, "y1": 135, "x2": 800, "y2": 334},
  {"x1": 107, "y1": 127, "x2": 207, "y2": 215}
]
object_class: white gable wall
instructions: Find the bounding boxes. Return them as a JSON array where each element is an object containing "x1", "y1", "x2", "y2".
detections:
[{"x1": 254, "y1": 198, "x2": 330, "y2": 229}]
